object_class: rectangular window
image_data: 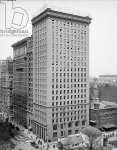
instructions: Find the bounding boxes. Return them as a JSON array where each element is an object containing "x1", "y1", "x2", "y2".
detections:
[
  {"x1": 53, "y1": 132, "x2": 57, "y2": 137},
  {"x1": 68, "y1": 130, "x2": 72, "y2": 135}
]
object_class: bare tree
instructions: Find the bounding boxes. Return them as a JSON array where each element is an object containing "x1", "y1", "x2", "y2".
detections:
[{"x1": 81, "y1": 126, "x2": 102, "y2": 150}]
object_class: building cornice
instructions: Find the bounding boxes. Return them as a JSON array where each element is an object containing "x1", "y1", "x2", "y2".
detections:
[
  {"x1": 12, "y1": 37, "x2": 28, "y2": 48},
  {"x1": 32, "y1": 8, "x2": 92, "y2": 25},
  {"x1": 12, "y1": 36, "x2": 32, "y2": 48}
]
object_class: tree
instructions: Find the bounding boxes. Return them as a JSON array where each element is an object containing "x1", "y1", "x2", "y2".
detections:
[
  {"x1": 81, "y1": 126, "x2": 102, "y2": 150},
  {"x1": 57, "y1": 142, "x2": 64, "y2": 150}
]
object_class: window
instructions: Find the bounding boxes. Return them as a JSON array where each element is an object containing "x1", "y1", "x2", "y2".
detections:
[
  {"x1": 52, "y1": 90, "x2": 54, "y2": 94},
  {"x1": 82, "y1": 120, "x2": 86, "y2": 126},
  {"x1": 75, "y1": 121, "x2": 79, "y2": 127},
  {"x1": 75, "y1": 130, "x2": 79, "y2": 134},
  {"x1": 61, "y1": 124, "x2": 63, "y2": 129},
  {"x1": 68, "y1": 130, "x2": 72, "y2": 135},
  {"x1": 53, "y1": 124, "x2": 57, "y2": 130},
  {"x1": 68, "y1": 122, "x2": 72, "y2": 128},
  {"x1": 61, "y1": 131, "x2": 63, "y2": 136},
  {"x1": 53, "y1": 132, "x2": 57, "y2": 137}
]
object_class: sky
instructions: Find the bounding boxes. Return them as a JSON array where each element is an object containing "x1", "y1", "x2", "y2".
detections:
[{"x1": 0, "y1": 0, "x2": 117, "y2": 77}]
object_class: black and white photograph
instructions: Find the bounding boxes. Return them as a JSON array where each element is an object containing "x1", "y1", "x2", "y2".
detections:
[{"x1": 0, "y1": 0, "x2": 117, "y2": 149}]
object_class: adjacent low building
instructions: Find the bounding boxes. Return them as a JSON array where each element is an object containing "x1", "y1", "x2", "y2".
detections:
[
  {"x1": 90, "y1": 100, "x2": 117, "y2": 129},
  {"x1": 98, "y1": 84, "x2": 117, "y2": 104},
  {"x1": 99, "y1": 75, "x2": 117, "y2": 86}
]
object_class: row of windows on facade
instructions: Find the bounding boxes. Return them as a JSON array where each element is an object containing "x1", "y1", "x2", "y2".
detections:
[
  {"x1": 52, "y1": 72, "x2": 87, "y2": 77},
  {"x1": 52, "y1": 33, "x2": 87, "y2": 41},
  {"x1": 34, "y1": 45, "x2": 87, "y2": 53},
  {"x1": 53, "y1": 31, "x2": 88, "y2": 39},
  {"x1": 52, "y1": 79, "x2": 87, "y2": 84},
  {"x1": 52, "y1": 60, "x2": 87, "y2": 65},
  {"x1": 52, "y1": 54, "x2": 87, "y2": 59},
  {"x1": 52, "y1": 26, "x2": 88, "y2": 35},
  {"x1": 52, "y1": 115, "x2": 87, "y2": 124},
  {"x1": 53, "y1": 129, "x2": 79, "y2": 138},
  {"x1": 52, "y1": 84, "x2": 87, "y2": 89},
  {"x1": 52, "y1": 55, "x2": 87, "y2": 59},
  {"x1": 52, "y1": 67, "x2": 87, "y2": 71},
  {"x1": 33, "y1": 61, "x2": 87, "y2": 67},
  {"x1": 52, "y1": 54, "x2": 87, "y2": 60},
  {"x1": 33, "y1": 51, "x2": 87, "y2": 60},
  {"x1": 51, "y1": 19, "x2": 87, "y2": 27},
  {"x1": 34, "y1": 22, "x2": 87, "y2": 34},
  {"x1": 52, "y1": 94, "x2": 87, "y2": 100},
  {"x1": 33, "y1": 72, "x2": 87, "y2": 77},
  {"x1": 53, "y1": 120, "x2": 83, "y2": 130},
  {"x1": 52, "y1": 88, "x2": 87, "y2": 94},
  {"x1": 52, "y1": 115, "x2": 86, "y2": 127},
  {"x1": 52, "y1": 43, "x2": 87, "y2": 50},
  {"x1": 52, "y1": 30, "x2": 87, "y2": 37},
  {"x1": 51, "y1": 18, "x2": 87, "y2": 27},
  {"x1": 52, "y1": 50, "x2": 87, "y2": 56},
  {"x1": 52, "y1": 101, "x2": 87, "y2": 106},
  {"x1": 34, "y1": 31, "x2": 87, "y2": 41},
  {"x1": 34, "y1": 90, "x2": 87, "y2": 97},
  {"x1": 52, "y1": 110, "x2": 87, "y2": 118},
  {"x1": 52, "y1": 80, "x2": 87, "y2": 85},
  {"x1": 52, "y1": 110, "x2": 88, "y2": 116},
  {"x1": 52, "y1": 45, "x2": 87, "y2": 51},
  {"x1": 55, "y1": 41, "x2": 87, "y2": 48},
  {"x1": 51, "y1": 106, "x2": 88, "y2": 112},
  {"x1": 52, "y1": 116, "x2": 87, "y2": 122},
  {"x1": 34, "y1": 84, "x2": 87, "y2": 89},
  {"x1": 52, "y1": 32, "x2": 87, "y2": 41},
  {"x1": 34, "y1": 74, "x2": 87, "y2": 80},
  {"x1": 51, "y1": 25, "x2": 87, "y2": 34},
  {"x1": 52, "y1": 78, "x2": 87, "y2": 82},
  {"x1": 52, "y1": 62, "x2": 87, "y2": 67},
  {"x1": 52, "y1": 33, "x2": 87, "y2": 40},
  {"x1": 34, "y1": 52, "x2": 87, "y2": 58}
]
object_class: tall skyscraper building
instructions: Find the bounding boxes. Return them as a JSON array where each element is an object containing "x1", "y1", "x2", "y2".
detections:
[
  {"x1": 12, "y1": 36, "x2": 33, "y2": 128},
  {"x1": 0, "y1": 57, "x2": 13, "y2": 120},
  {"x1": 32, "y1": 8, "x2": 91, "y2": 141}
]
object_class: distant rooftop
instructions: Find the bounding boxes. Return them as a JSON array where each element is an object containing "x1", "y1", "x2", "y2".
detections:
[
  {"x1": 99, "y1": 75, "x2": 117, "y2": 78},
  {"x1": 92, "y1": 101, "x2": 117, "y2": 109}
]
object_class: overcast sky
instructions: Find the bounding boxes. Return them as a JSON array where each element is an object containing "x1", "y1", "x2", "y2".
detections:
[{"x1": 0, "y1": 0, "x2": 117, "y2": 77}]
